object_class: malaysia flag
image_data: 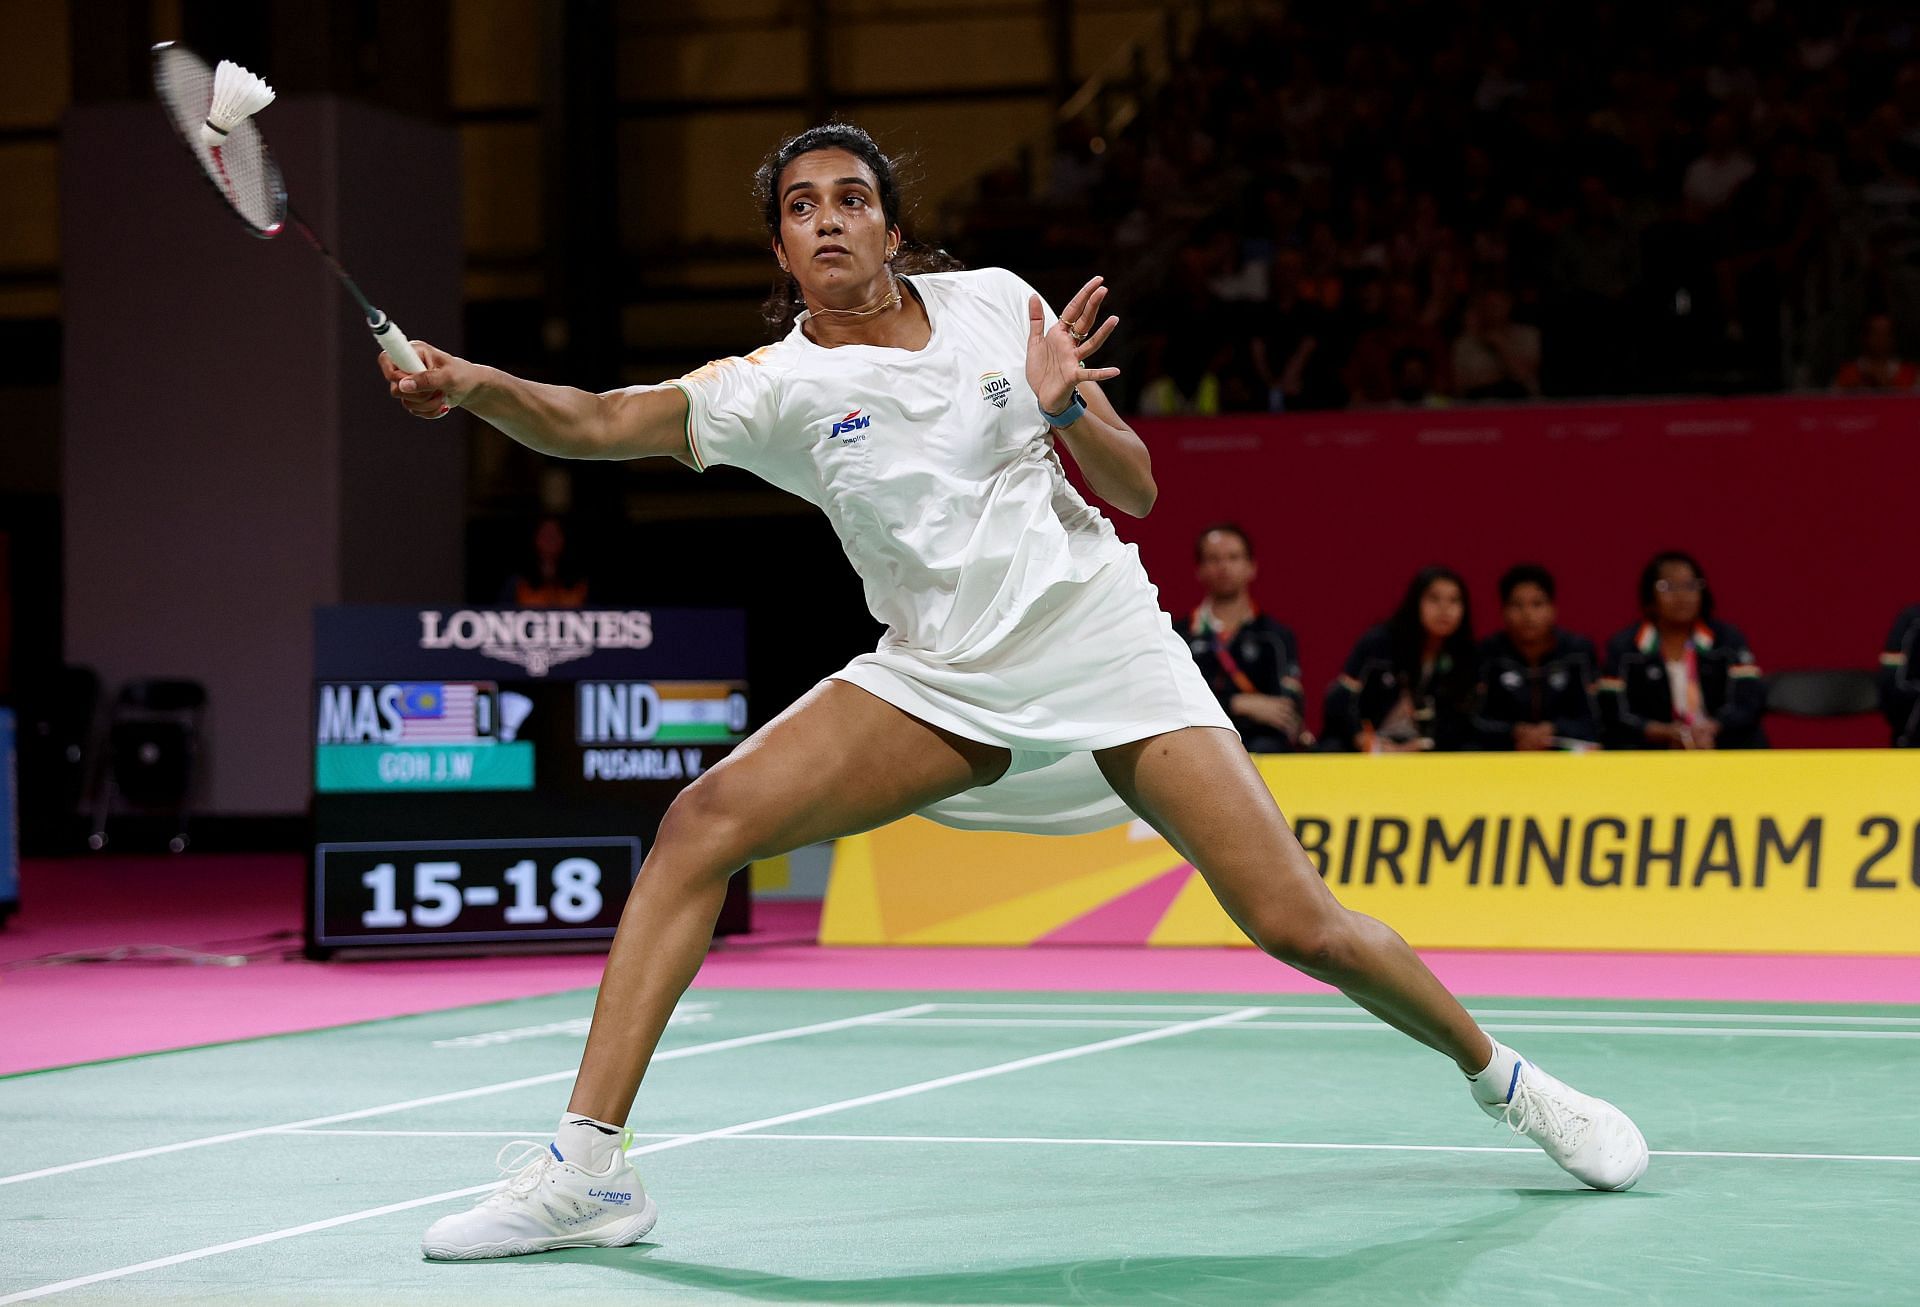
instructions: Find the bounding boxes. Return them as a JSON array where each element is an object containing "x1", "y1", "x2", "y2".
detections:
[{"x1": 395, "y1": 682, "x2": 481, "y2": 742}]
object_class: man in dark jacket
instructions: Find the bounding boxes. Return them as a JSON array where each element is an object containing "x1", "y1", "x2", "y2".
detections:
[
  {"x1": 1473, "y1": 564, "x2": 1602, "y2": 749},
  {"x1": 1881, "y1": 605, "x2": 1920, "y2": 747},
  {"x1": 1599, "y1": 551, "x2": 1767, "y2": 749},
  {"x1": 1178, "y1": 524, "x2": 1308, "y2": 753}
]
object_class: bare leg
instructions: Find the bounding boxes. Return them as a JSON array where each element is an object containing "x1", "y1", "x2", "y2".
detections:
[
  {"x1": 1095, "y1": 727, "x2": 1491, "y2": 1072},
  {"x1": 568, "y1": 681, "x2": 1009, "y2": 1122}
]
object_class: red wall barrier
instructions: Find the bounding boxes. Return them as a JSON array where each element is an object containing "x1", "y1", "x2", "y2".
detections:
[{"x1": 1110, "y1": 395, "x2": 1915, "y2": 748}]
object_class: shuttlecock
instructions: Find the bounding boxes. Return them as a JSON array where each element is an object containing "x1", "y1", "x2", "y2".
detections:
[
  {"x1": 498, "y1": 692, "x2": 534, "y2": 743},
  {"x1": 199, "y1": 60, "x2": 275, "y2": 149}
]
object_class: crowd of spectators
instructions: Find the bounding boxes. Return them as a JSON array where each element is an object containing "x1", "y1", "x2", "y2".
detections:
[
  {"x1": 1180, "y1": 524, "x2": 1918, "y2": 752},
  {"x1": 954, "y1": 2, "x2": 1920, "y2": 410}
]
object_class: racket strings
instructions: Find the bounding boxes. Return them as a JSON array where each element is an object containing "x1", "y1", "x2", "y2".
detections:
[{"x1": 152, "y1": 45, "x2": 285, "y2": 235}]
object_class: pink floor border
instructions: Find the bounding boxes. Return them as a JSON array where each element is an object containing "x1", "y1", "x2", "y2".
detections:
[{"x1": 5, "y1": 855, "x2": 1918, "y2": 1077}]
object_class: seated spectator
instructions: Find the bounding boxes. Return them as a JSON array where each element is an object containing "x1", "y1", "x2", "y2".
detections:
[
  {"x1": 1388, "y1": 346, "x2": 1449, "y2": 409},
  {"x1": 1546, "y1": 175, "x2": 1638, "y2": 396},
  {"x1": 1832, "y1": 313, "x2": 1919, "y2": 390},
  {"x1": 1472, "y1": 564, "x2": 1602, "y2": 750},
  {"x1": 1248, "y1": 248, "x2": 1343, "y2": 411},
  {"x1": 1880, "y1": 605, "x2": 1920, "y2": 747},
  {"x1": 1682, "y1": 111, "x2": 1756, "y2": 222},
  {"x1": 1452, "y1": 289, "x2": 1542, "y2": 400},
  {"x1": 1043, "y1": 117, "x2": 1101, "y2": 208},
  {"x1": 1599, "y1": 551, "x2": 1766, "y2": 749},
  {"x1": 497, "y1": 516, "x2": 590, "y2": 608},
  {"x1": 1324, "y1": 567, "x2": 1479, "y2": 752},
  {"x1": 1344, "y1": 277, "x2": 1452, "y2": 405},
  {"x1": 1136, "y1": 332, "x2": 1227, "y2": 415},
  {"x1": 1177, "y1": 525, "x2": 1308, "y2": 753}
]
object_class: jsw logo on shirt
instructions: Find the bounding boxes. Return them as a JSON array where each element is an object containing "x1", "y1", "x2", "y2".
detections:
[{"x1": 830, "y1": 409, "x2": 872, "y2": 441}]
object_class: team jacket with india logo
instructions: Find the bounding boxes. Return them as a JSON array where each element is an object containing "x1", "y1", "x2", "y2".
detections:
[
  {"x1": 1881, "y1": 604, "x2": 1920, "y2": 747},
  {"x1": 1598, "y1": 618, "x2": 1767, "y2": 749}
]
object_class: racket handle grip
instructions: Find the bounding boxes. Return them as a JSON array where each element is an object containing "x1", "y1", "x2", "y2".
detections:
[
  {"x1": 369, "y1": 311, "x2": 425, "y2": 372},
  {"x1": 369, "y1": 310, "x2": 449, "y2": 418}
]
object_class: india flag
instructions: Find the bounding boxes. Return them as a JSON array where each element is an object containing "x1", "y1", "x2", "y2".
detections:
[{"x1": 654, "y1": 683, "x2": 749, "y2": 743}]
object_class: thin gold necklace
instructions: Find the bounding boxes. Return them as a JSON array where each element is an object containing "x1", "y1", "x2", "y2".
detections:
[{"x1": 805, "y1": 272, "x2": 902, "y2": 322}]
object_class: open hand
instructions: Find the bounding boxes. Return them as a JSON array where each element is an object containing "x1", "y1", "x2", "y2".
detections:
[{"x1": 1027, "y1": 276, "x2": 1121, "y2": 414}]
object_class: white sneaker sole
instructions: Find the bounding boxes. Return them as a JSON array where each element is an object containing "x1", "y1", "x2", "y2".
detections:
[
  {"x1": 421, "y1": 1195, "x2": 659, "y2": 1261},
  {"x1": 1586, "y1": 1121, "x2": 1650, "y2": 1192}
]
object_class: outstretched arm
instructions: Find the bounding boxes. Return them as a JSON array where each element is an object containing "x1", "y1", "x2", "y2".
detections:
[{"x1": 379, "y1": 343, "x2": 694, "y2": 466}]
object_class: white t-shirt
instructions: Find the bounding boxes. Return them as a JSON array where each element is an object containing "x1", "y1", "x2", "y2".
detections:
[{"x1": 667, "y1": 268, "x2": 1127, "y2": 662}]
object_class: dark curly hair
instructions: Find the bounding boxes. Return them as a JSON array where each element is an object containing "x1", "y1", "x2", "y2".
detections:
[
  {"x1": 751, "y1": 123, "x2": 961, "y2": 336},
  {"x1": 1637, "y1": 549, "x2": 1716, "y2": 621}
]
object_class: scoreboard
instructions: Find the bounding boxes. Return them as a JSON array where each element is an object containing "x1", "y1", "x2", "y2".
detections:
[{"x1": 307, "y1": 606, "x2": 746, "y2": 956}]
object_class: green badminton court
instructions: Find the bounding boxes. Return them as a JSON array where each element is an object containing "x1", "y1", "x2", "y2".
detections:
[{"x1": 4, "y1": 988, "x2": 1917, "y2": 1305}]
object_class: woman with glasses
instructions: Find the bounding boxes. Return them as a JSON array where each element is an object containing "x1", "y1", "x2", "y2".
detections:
[
  {"x1": 1880, "y1": 604, "x2": 1920, "y2": 747},
  {"x1": 1598, "y1": 550, "x2": 1767, "y2": 749}
]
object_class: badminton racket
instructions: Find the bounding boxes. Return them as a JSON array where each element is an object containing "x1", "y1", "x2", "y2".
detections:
[{"x1": 149, "y1": 41, "x2": 445, "y2": 412}]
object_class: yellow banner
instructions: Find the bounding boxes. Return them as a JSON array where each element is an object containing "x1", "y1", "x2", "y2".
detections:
[{"x1": 821, "y1": 751, "x2": 1920, "y2": 955}]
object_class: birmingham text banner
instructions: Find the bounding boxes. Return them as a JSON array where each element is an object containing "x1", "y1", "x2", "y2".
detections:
[{"x1": 820, "y1": 752, "x2": 1920, "y2": 954}]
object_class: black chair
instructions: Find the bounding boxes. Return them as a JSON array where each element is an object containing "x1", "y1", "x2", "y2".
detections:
[
  {"x1": 1763, "y1": 669, "x2": 1880, "y2": 718},
  {"x1": 89, "y1": 679, "x2": 207, "y2": 853},
  {"x1": 17, "y1": 664, "x2": 101, "y2": 853}
]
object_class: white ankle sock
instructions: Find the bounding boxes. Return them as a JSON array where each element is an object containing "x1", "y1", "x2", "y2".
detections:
[
  {"x1": 553, "y1": 1112, "x2": 624, "y2": 1173},
  {"x1": 1466, "y1": 1037, "x2": 1525, "y2": 1106}
]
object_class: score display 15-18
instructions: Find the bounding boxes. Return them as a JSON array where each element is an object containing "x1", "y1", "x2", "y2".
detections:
[
  {"x1": 313, "y1": 837, "x2": 640, "y2": 945},
  {"x1": 360, "y1": 856, "x2": 605, "y2": 928}
]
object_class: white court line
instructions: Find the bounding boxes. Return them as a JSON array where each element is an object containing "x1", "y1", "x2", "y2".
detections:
[
  {"x1": 272, "y1": 1129, "x2": 690, "y2": 1139},
  {"x1": 0, "y1": 1008, "x2": 1263, "y2": 1305},
  {"x1": 0, "y1": 1188, "x2": 511, "y2": 1306},
  {"x1": 710, "y1": 1133, "x2": 1920, "y2": 1166},
  {"x1": 882, "y1": 1017, "x2": 1920, "y2": 1040},
  {"x1": 278, "y1": 1128, "x2": 1920, "y2": 1165},
  {"x1": 884, "y1": 1017, "x2": 1180, "y2": 1029},
  {"x1": 0, "y1": 1002, "x2": 935, "y2": 1188},
  {"x1": 929, "y1": 1002, "x2": 1920, "y2": 1027},
  {"x1": 1470, "y1": 1008, "x2": 1920, "y2": 1027},
  {"x1": 1449, "y1": 1023, "x2": 1920, "y2": 1040},
  {"x1": 611, "y1": 1008, "x2": 1263, "y2": 1162}
]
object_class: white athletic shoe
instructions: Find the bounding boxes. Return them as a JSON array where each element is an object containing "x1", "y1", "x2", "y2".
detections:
[
  {"x1": 1479, "y1": 1059, "x2": 1649, "y2": 1191},
  {"x1": 421, "y1": 1140, "x2": 659, "y2": 1261}
]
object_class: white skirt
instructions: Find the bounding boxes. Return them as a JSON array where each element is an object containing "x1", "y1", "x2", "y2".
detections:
[{"x1": 829, "y1": 545, "x2": 1234, "y2": 835}]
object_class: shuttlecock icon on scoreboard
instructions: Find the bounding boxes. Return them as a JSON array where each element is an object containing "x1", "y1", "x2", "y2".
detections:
[
  {"x1": 498, "y1": 693, "x2": 534, "y2": 744},
  {"x1": 199, "y1": 60, "x2": 275, "y2": 149}
]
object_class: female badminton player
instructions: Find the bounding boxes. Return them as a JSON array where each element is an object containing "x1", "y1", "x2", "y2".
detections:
[{"x1": 384, "y1": 125, "x2": 1647, "y2": 1260}]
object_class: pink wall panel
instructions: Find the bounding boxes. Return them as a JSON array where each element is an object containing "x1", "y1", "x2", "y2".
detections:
[{"x1": 1107, "y1": 396, "x2": 1915, "y2": 747}]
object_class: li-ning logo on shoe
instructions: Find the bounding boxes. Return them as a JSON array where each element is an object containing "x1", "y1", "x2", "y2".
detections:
[
  {"x1": 979, "y1": 371, "x2": 1011, "y2": 408},
  {"x1": 588, "y1": 1189, "x2": 633, "y2": 1205},
  {"x1": 830, "y1": 409, "x2": 871, "y2": 444}
]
